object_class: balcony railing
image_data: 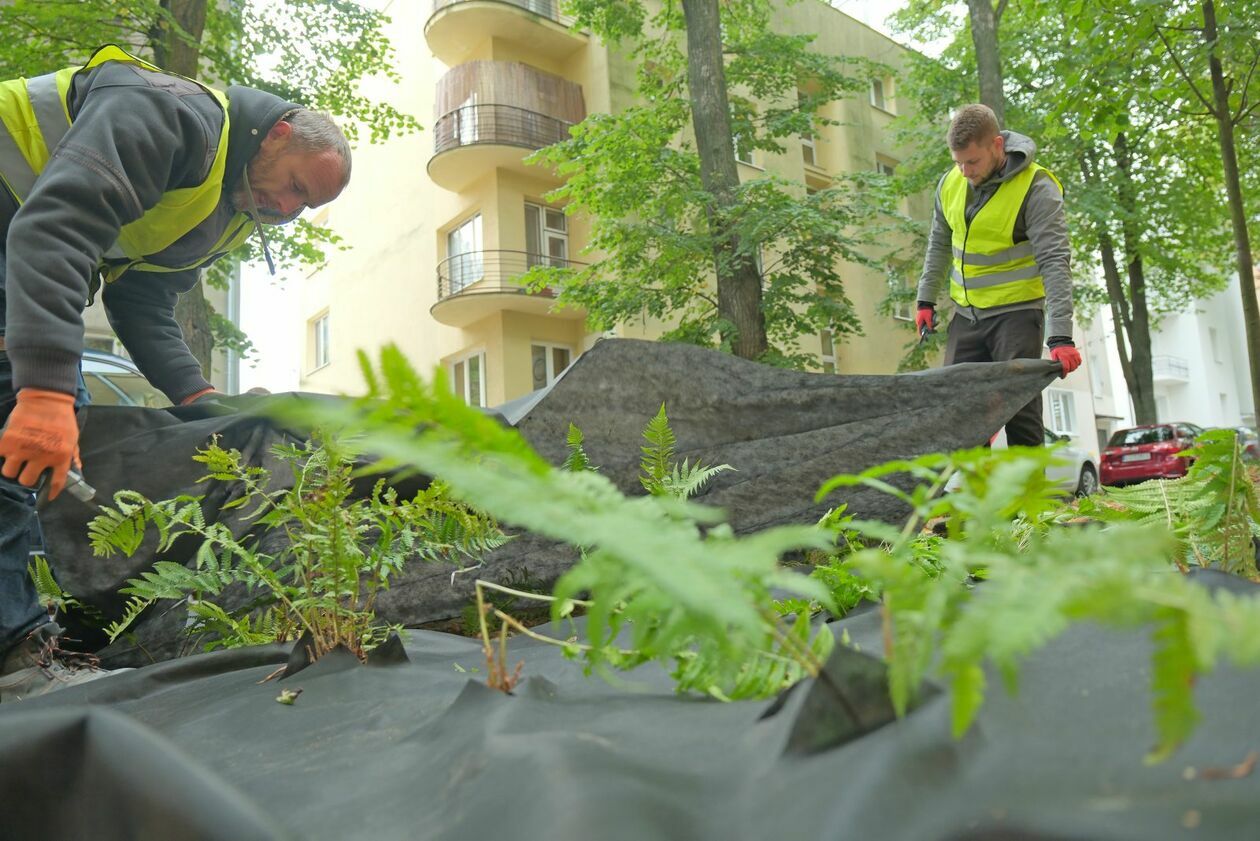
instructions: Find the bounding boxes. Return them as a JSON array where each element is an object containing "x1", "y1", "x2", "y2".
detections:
[
  {"x1": 433, "y1": 104, "x2": 574, "y2": 157},
  {"x1": 431, "y1": 0, "x2": 575, "y2": 26},
  {"x1": 1151, "y1": 354, "x2": 1191, "y2": 382},
  {"x1": 437, "y1": 249, "x2": 584, "y2": 301}
]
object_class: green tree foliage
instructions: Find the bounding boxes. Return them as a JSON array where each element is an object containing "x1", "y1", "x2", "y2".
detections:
[
  {"x1": 0, "y1": 0, "x2": 416, "y2": 365},
  {"x1": 88, "y1": 434, "x2": 506, "y2": 659},
  {"x1": 527, "y1": 0, "x2": 900, "y2": 368}
]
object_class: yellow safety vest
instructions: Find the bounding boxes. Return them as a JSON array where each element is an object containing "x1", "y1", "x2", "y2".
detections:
[
  {"x1": 0, "y1": 45, "x2": 254, "y2": 285},
  {"x1": 940, "y1": 162, "x2": 1062, "y2": 310}
]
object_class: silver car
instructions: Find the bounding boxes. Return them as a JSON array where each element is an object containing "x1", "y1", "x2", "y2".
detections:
[
  {"x1": 1043, "y1": 429, "x2": 1099, "y2": 497},
  {"x1": 82, "y1": 350, "x2": 170, "y2": 408}
]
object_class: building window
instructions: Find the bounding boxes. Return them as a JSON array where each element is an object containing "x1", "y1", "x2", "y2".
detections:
[
  {"x1": 875, "y1": 155, "x2": 898, "y2": 177},
  {"x1": 799, "y1": 91, "x2": 817, "y2": 167},
  {"x1": 446, "y1": 213, "x2": 483, "y2": 293},
  {"x1": 820, "y1": 329, "x2": 837, "y2": 374},
  {"x1": 311, "y1": 312, "x2": 330, "y2": 371},
  {"x1": 1209, "y1": 327, "x2": 1221, "y2": 363},
  {"x1": 870, "y1": 77, "x2": 894, "y2": 113},
  {"x1": 1048, "y1": 388, "x2": 1076, "y2": 436},
  {"x1": 733, "y1": 130, "x2": 754, "y2": 166},
  {"x1": 891, "y1": 282, "x2": 913, "y2": 321},
  {"x1": 451, "y1": 351, "x2": 487, "y2": 408},
  {"x1": 531, "y1": 343, "x2": 572, "y2": 390},
  {"x1": 525, "y1": 203, "x2": 569, "y2": 268}
]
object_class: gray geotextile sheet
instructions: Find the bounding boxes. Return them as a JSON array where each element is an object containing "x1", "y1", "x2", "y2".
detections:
[
  {"x1": 40, "y1": 339, "x2": 1060, "y2": 661},
  {"x1": 1, "y1": 570, "x2": 1257, "y2": 841}
]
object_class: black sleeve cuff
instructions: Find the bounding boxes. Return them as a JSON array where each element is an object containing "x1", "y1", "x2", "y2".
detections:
[
  {"x1": 1046, "y1": 336, "x2": 1075, "y2": 349},
  {"x1": 917, "y1": 301, "x2": 936, "y2": 310}
]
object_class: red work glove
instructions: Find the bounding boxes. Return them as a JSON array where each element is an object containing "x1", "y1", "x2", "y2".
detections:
[
  {"x1": 0, "y1": 388, "x2": 79, "y2": 499},
  {"x1": 1049, "y1": 344, "x2": 1082, "y2": 377},
  {"x1": 915, "y1": 305, "x2": 936, "y2": 336}
]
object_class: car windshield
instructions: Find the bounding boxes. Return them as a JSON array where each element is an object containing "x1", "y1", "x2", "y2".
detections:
[
  {"x1": 82, "y1": 358, "x2": 170, "y2": 408},
  {"x1": 1108, "y1": 426, "x2": 1173, "y2": 447}
]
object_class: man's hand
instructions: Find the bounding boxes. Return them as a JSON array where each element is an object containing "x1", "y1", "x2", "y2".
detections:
[
  {"x1": 1048, "y1": 341, "x2": 1082, "y2": 377},
  {"x1": 0, "y1": 388, "x2": 78, "y2": 499},
  {"x1": 915, "y1": 305, "x2": 936, "y2": 338}
]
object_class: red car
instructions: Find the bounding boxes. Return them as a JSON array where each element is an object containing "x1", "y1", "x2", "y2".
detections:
[{"x1": 1099, "y1": 423, "x2": 1204, "y2": 487}]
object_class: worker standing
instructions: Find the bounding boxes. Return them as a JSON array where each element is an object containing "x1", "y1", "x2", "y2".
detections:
[
  {"x1": 915, "y1": 104, "x2": 1081, "y2": 446},
  {"x1": 0, "y1": 45, "x2": 351, "y2": 699}
]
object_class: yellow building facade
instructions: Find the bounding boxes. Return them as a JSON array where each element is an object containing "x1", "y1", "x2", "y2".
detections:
[{"x1": 299, "y1": 0, "x2": 930, "y2": 404}]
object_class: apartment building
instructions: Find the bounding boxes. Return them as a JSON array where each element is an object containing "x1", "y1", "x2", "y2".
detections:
[
  {"x1": 298, "y1": 0, "x2": 934, "y2": 403},
  {"x1": 1089, "y1": 275, "x2": 1256, "y2": 435}
]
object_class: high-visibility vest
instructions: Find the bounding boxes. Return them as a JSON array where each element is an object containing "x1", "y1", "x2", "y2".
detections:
[
  {"x1": 0, "y1": 44, "x2": 253, "y2": 284},
  {"x1": 940, "y1": 162, "x2": 1062, "y2": 310}
]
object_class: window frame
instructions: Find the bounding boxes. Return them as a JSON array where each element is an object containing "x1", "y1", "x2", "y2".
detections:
[
  {"x1": 530, "y1": 342, "x2": 574, "y2": 391},
  {"x1": 1047, "y1": 388, "x2": 1076, "y2": 436},
  {"x1": 450, "y1": 349, "x2": 488, "y2": 408},
  {"x1": 310, "y1": 311, "x2": 331, "y2": 372}
]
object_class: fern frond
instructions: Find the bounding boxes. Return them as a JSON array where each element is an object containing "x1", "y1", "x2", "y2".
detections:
[{"x1": 639, "y1": 403, "x2": 675, "y2": 494}]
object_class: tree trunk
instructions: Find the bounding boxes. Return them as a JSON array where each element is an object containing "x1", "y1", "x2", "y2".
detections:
[
  {"x1": 1111, "y1": 131, "x2": 1158, "y2": 423},
  {"x1": 966, "y1": 0, "x2": 1005, "y2": 126},
  {"x1": 1203, "y1": 0, "x2": 1260, "y2": 424},
  {"x1": 1081, "y1": 146, "x2": 1157, "y2": 423},
  {"x1": 681, "y1": 0, "x2": 767, "y2": 360},
  {"x1": 151, "y1": 0, "x2": 217, "y2": 379}
]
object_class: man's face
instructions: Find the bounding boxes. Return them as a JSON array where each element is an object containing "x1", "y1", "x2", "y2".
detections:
[
  {"x1": 231, "y1": 122, "x2": 346, "y2": 224},
  {"x1": 951, "y1": 133, "x2": 1005, "y2": 187}
]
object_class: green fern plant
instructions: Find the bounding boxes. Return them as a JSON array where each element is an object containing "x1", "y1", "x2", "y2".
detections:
[
  {"x1": 266, "y1": 347, "x2": 836, "y2": 701},
  {"x1": 1079, "y1": 429, "x2": 1260, "y2": 576},
  {"x1": 89, "y1": 432, "x2": 508, "y2": 660},
  {"x1": 639, "y1": 403, "x2": 734, "y2": 499},
  {"x1": 819, "y1": 444, "x2": 1260, "y2": 762}
]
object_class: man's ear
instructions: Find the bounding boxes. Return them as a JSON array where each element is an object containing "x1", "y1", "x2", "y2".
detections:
[
  {"x1": 992, "y1": 132, "x2": 1005, "y2": 154},
  {"x1": 260, "y1": 120, "x2": 293, "y2": 153}
]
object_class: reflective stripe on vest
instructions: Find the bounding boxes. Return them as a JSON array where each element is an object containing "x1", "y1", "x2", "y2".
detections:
[
  {"x1": 940, "y1": 162, "x2": 1062, "y2": 310},
  {"x1": 0, "y1": 44, "x2": 252, "y2": 282}
]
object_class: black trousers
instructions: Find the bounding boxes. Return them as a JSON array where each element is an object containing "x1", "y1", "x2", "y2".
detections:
[{"x1": 944, "y1": 309, "x2": 1045, "y2": 448}]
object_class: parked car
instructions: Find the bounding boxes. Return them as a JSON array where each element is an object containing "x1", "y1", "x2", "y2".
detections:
[
  {"x1": 82, "y1": 349, "x2": 170, "y2": 408},
  {"x1": 1099, "y1": 422, "x2": 1204, "y2": 487},
  {"x1": 1043, "y1": 429, "x2": 1100, "y2": 497},
  {"x1": 1231, "y1": 426, "x2": 1260, "y2": 460},
  {"x1": 949, "y1": 429, "x2": 1099, "y2": 497}
]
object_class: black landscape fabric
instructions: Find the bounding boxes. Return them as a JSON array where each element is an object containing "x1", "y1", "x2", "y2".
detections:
[
  {"x1": 42, "y1": 338, "x2": 1060, "y2": 658},
  {"x1": 1, "y1": 571, "x2": 1258, "y2": 841}
]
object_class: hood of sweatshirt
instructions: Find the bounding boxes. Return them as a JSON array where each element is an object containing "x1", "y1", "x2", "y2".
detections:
[
  {"x1": 987, "y1": 130, "x2": 1037, "y2": 185},
  {"x1": 223, "y1": 85, "x2": 303, "y2": 197}
]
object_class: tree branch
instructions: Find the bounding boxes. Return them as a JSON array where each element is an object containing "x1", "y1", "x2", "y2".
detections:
[{"x1": 1154, "y1": 23, "x2": 1217, "y2": 114}]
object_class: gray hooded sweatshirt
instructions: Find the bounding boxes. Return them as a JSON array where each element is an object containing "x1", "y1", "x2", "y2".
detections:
[
  {"x1": 915, "y1": 130, "x2": 1074, "y2": 341},
  {"x1": 0, "y1": 60, "x2": 299, "y2": 404}
]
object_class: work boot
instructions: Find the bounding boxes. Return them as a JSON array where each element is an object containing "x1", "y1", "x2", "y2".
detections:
[{"x1": 0, "y1": 622, "x2": 122, "y2": 702}]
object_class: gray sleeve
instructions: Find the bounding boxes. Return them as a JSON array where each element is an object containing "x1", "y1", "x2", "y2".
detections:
[
  {"x1": 915, "y1": 176, "x2": 953, "y2": 304},
  {"x1": 3, "y1": 71, "x2": 216, "y2": 395},
  {"x1": 1025, "y1": 172, "x2": 1074, "y2": 338},
  {"x1": 101, "y1": 268, "x2": 213, "y2": 404}
]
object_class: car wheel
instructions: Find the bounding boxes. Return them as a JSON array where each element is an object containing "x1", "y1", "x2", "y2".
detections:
[{"x1": 1076, "y1": 464, "x2": 1099, "y2": 497}]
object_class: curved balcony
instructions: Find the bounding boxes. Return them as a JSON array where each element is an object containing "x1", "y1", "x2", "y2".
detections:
[
  {"x1": 425, "y1": 0, "x2": 586, "y2": 67},
  {"x1": 431, "y1": 249, "x2": 587, "y2": 327},
  {"x1": 428, "y1": 104, "x2": 574, "y2": 191}
]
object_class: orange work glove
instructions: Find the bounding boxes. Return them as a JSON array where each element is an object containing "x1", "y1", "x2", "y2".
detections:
[
  {"x1": 1049, "y1": 344, "x2": 1082, "y2": 377},
  {"x1": 0, "y1": 388, "x2": 79, "y2": 499}
]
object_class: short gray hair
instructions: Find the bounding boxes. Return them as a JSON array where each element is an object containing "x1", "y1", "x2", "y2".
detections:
[
  {"x1": 947, "y1": 104, "x2": 1000, "y2": 150},
  {"x1": 283, "y1": 108, "x2": 352, "y2": 187}
]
